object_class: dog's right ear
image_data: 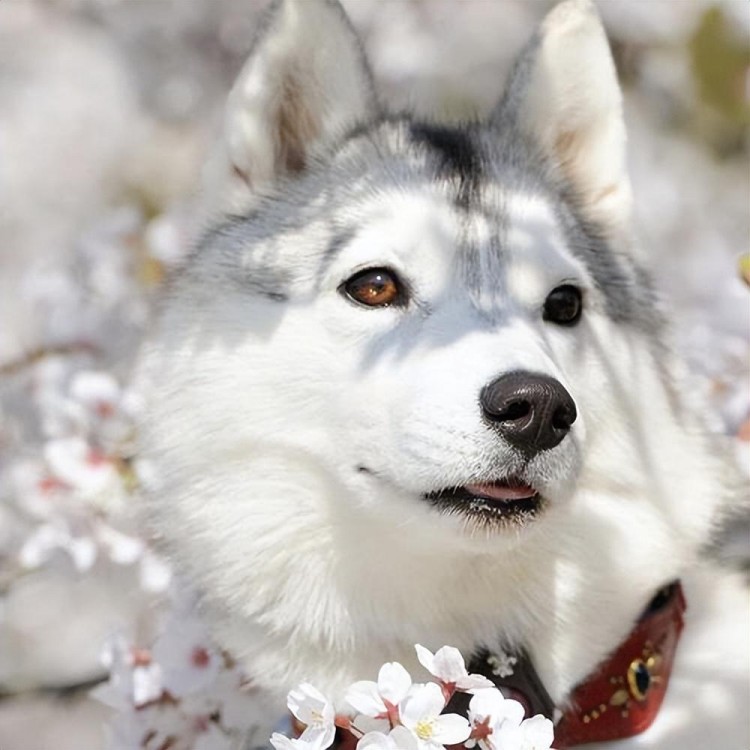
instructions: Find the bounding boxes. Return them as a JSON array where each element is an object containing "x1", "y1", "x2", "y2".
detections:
[
  {"x1": 496, "y1": 0, "x2": 632, "y2": 237},
  {"x1": 207, "y1": 0, "x2": 376, "y2": 213}
]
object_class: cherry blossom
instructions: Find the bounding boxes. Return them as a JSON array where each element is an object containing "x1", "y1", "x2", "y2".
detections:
[
  {"x1": 68, "y1": 370, "x2": 138, "y2": 445},
  {"x1": 92, "y1": 622, "x2": 266, "y2": 750},
  {"x1": 516, "y1": 715, "x2": 555, "y2": 750},
  {"x1": 7, "y1": 459, "x2": 69, "y2": 521},
  {"x1": 415, "y1": 644, "x2": 494, "y2": 694},
  {"x1": 346, "y1": 661, "x2": 413, "y2": 722},
  {"x1": 44, "y1": 436, "x2": 120, "y2": 501},
  {"x1": 465, "y1": 688, "x2": 525, "y2": 750},
  {"x1": 399, "y1": 682, "x2": 471, "y2": 750},
  {"x1": 151, "y1": 617, "x2": 222, "y2": 697},
  {"x1": 91, "y1": 637, "x2": 164, "y2": 710},
  {"x1": 287, "y1": 682, "x2": 337, "y2": 748}
]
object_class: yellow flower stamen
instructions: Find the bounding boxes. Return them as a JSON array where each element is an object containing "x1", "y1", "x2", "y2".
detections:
[{"x1": 415, "y1": 719, "x2": 436, "y2": 740}]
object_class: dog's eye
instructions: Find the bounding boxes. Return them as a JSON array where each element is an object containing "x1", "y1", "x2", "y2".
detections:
[
  {"x1": 543, "y1": 285, "x2": 583, "y2": 326},
  {"x1": 341, "y1": 267, "x2": 405, "y2": 308}
]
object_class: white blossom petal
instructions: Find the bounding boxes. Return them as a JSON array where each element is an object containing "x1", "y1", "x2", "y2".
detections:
[
  {"x1": 300, "y1": 722, "x2": 336, "y2": 748},
  {"x1": 358, "y1": 727, "x2": 419, "y2": 750},
  {"x1": 414, "y1": 645, "x2": 437, "y2": 676},
  {"x1": 151, "y1": 618, "x2": 221, "y2": 697},
  {"x1": 432, "y1": 646, "x2": 467, "y2": 683},
  {"x1": 300, "y1": 721, "x2": 336, "y2": 750},
  {"x1": 503, "y1": 701, "x2": 525, "y2": 728},
  {"x1": 468, "y1": 689, "x2": 524, "y2": 728},
  {"x1": 399, "y1": 682, "x2": 446, "y2": 729},
  {"x1": 378, "y1": 662, "x2": 412, "y2": 705},
  {"x1": 299, "y1": 725, "x2": 337, "y2": 750},
  {"x1": 346, "y1": 680, "x2": 387, "y2": 716},
  {"x1": 70, "y1": 370, "x2": 120, "y2": 411},
  {"x1": 468, "y1": 688, "x2": 504, "y2": 719},
  {"x1": 519, "y1": 715, "x2": 554, "y2": 750},
  {"x1": 288, "y1": 682, "x2": 335, "y2": 725},
  {"x1": 457, "y1": 674, "x2": 495, "y2": 692},
  {"x1": 131, "y1": 663, "x2": 164, "y2": 707},
  {"x1": 44, "y1": 436, "x2": 118, "y2": 497},
  {"x1": 352, "y1": 714, "x2": 391, "y2": 735},
  {"x1": 271, "y1": 733, "x2": 300, "y2": 750},
  {"x1": 415, "y1": 644, "x2": 492, "y2": 692},
  {"x1": 389, "y1": 726, "x2": 419, "y2": 750},
  {"x1": 432, "y1": 713, "x2": 471, "y2": 745},
  {"x1": 288, "y1": 683, "x2": 336, "y2": 749},
  {"x1": 467, "y1": 689, "x2": 529, "y2": 750},
  {"x1": 358, "y1": 731, "x2": 396, "y2": 750}
]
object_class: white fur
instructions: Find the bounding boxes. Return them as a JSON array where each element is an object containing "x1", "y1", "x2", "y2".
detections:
[{"x1": 136, "y1": 2, "x2": 749, "y2": 748}]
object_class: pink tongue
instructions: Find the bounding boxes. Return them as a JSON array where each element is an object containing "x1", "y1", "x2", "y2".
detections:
[{"x1": 465, "y1": 482, "x2": 537, "y2": 502}]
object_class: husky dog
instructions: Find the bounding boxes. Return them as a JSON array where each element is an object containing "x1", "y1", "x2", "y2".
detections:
[{"x1": 136, "y1": 1, "x2": 749, "y2": 747}]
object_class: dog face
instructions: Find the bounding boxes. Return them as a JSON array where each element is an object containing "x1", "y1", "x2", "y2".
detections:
[{"x1": 136, "y1": 0, "x2": 731, "y2": 700}]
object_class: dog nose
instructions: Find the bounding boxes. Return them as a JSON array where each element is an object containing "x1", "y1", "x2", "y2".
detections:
[{"x1": 480, "y1": 371, "x2": 577, "y2": 454}]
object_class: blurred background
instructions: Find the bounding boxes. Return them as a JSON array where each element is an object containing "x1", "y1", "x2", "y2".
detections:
[{"x1": 0, "y1": 1, "x2": 748, "y2": 748}]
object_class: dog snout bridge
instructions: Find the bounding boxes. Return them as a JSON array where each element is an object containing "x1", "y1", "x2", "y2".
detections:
[{"x1": 480, "y1": 371, "x2": 577, "y2": 455}]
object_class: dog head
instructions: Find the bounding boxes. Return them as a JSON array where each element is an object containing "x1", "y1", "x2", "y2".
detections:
[{"x1": 137, "y1": 0, "x2": 734, "y2": 697}]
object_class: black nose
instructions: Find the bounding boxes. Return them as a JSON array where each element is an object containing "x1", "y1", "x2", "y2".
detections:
[{"x1": 480, "y1": 371, "x2": 577, "y2": 455}]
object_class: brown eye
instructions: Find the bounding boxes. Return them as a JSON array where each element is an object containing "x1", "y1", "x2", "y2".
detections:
[
  {"x1": 543, "y1": 285, "x2": 583, "y2": 326},
  {"x1": 341, "y1": 267, "x2": 405, "y2": 308}
]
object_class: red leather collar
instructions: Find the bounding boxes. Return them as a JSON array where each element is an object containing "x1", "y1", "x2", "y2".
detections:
[
  {"x1": 462, "y1": 581, "x2": 686, "y2": 748},
  {"x1": 553, "y1": 581, "x2": 686, "y2": 747}
]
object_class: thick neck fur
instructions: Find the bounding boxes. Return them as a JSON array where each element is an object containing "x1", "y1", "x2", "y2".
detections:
[{"x1": 200, "y1": 445, "x2": 708, "y2": 707}]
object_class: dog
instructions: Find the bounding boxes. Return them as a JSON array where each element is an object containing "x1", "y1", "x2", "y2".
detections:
[{"x1": 135, "y1": 1, "x2": 750, "y2": 747}]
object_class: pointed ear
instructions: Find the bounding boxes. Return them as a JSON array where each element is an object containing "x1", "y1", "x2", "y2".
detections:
[
  {"x1": 208, "y1": 0, "x2": 376, "y2": 213},
  {"x1": 498, "y1": 0, "x2": 631, "y2": 234}
]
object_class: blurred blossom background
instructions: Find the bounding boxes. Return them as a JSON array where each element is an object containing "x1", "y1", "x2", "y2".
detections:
[{"x1": 0, "y1": 0, "x2": 748, "y2": 748}]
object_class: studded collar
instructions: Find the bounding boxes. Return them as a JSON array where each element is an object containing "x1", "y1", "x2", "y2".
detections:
[{"x1": 459, "y1": 581, "x2": 686, "y2": 748}]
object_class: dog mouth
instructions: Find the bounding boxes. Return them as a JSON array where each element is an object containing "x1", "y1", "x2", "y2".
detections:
[{"x1": 424, "y1": 477, "x2": 544, "y2": 526}]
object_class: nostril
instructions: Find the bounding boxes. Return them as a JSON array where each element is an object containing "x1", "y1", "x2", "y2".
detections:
[
  {"x1": 497, "y1": 400, "x2": 531, "y2": 422},
  {"x1": 552, "y1": 404, "x2": 576, "y2": 431}
]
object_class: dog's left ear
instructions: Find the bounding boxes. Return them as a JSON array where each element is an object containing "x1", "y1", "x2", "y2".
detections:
[
  {"x1": 497, "y1": 0, "x2": 631, "y2": 235},
  {"x1": 205, "y1": 0, "x2": 376, "y2": 214}
]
